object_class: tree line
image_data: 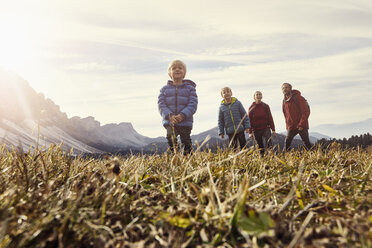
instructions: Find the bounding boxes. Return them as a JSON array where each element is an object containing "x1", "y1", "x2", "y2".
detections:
[{"x1": 316, "y1": 133, "x2": 372, "y2": 149}]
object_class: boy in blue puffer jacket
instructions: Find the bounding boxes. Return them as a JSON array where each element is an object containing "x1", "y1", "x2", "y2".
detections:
[
  {"x1": 218, "y1": 87, "x2": 250, "y2": 149},
  {"x1": 158, "y1": 60, "x2": 198, "y2": 154}
]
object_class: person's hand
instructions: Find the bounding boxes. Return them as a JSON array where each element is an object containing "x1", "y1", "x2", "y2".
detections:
[
  {"x1": 169, "y1": 115, "x2": 178, "y2": 125},
  {"x1": 249, "y1": 133, "x2": 254, "y2": 139},
  {"x1": 298, "y1": 127, "x2": 303, "y2": 131},
  {"x1": 272, "y1": 131, "x2": 277, "y2": 137},
  {"x1": 245, "y1": 128, "x2": 250, "y2": 133},
  {"x1": 219, "y1": 134, "x2": 224, "y2": 139},
  {"x1": 174, "y1": 114, "x2": 183, "y2": 123}
]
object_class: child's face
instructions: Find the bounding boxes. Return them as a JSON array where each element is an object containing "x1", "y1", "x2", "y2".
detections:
[
  {"x1": 254, "y1": 91, "x2": 262, "y2": 101},
  {"x1": 221, "y1": 89, "x2": 232, "y2": 100},
  {"x1": 169, "y1": 63, "x2": 186, "y2": 81}
]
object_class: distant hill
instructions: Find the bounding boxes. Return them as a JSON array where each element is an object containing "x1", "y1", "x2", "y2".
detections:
[
  {"x1": 144, "y1": 127, "x2": 315, "y2": 154},
  {"x1": 196, "y1": 127, "x2": 330, "y2": 145},
  {"x1": 309, "y1": 132, "x2": 332, "y2": 140},
  {"x1": 312, "y1": 119, "x2": 372, "y2": 139}
]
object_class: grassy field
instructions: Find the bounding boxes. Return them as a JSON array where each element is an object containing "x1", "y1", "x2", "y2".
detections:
[{"x1": 0, "y1": 143, "x2": 371, "y2": 248}]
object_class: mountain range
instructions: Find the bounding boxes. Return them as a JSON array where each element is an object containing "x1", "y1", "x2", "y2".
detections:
[
  {"x1": 0, "y1": 70, "x2": 159, "y2": 154},
  {"x1": 0, "y1": 69, "x2": 370, "y2": 154},
  {"x1": 312, "y1": 119, "x2": 372, "y2": 139}
]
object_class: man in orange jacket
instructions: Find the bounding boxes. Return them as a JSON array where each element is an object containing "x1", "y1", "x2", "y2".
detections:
[{"x1": 282, "y1": 83, "x2": 312, "y2": 151}]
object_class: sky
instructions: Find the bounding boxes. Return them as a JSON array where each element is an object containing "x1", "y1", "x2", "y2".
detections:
[{"x1": 1, "y1": 0, "x2": 372, "y2": 138}]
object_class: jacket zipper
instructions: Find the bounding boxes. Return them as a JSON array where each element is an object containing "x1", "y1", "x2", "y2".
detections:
[
  {"x1": 175, "y1": 87, "x2": 178, "y2": 114},
  {"x1": 228, "y1": 104, "x2": 236, "y2": 132}
]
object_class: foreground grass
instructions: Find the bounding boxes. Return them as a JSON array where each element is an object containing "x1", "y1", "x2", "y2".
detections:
[{"x1": 0, "y1": 144, "x2": 371, "y2": 247}]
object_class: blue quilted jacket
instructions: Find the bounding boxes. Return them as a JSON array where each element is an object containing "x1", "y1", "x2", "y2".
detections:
[
  {"x1": 158, "y1": 79, "x2": 198, "y2": 127},
  {"x1": 218, "y1": 97, "x2": 251, "y2": 135}
]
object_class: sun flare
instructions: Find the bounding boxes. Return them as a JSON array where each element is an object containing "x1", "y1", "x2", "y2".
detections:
[{"x1": 0, "y1": 13, "x2": 36, "y2": 71}]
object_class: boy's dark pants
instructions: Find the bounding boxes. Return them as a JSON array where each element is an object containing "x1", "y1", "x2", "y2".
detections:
[
  {"x1": 253, "y1": 128, "x2": 272, "y2": 156},
  {"x1": 285, "y1": 128, "x2": 312, "y2": 151},
  {"x1": 228, "y1": 131, "x2": 246, "y2": 150},
  {"x1": 165, "y1": 125, "x2": 192, "y2": 154}
]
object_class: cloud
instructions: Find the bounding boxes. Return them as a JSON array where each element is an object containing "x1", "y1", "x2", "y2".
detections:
[
  {"x1": 46, "y1": 31, "x2": 372, "y2": 79},
  {"x1": 62, "y1": 62, "x2": 120, "y2": 72}
]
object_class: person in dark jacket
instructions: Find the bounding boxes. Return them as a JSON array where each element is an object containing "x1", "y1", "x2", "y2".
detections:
[
  {"x1": 282, "y1": 82, "x2": 311, "y2": 150},
  {"x1": 158, "y1": 60, "x2": 198, "y2": 154},
  {"x1": 218, "y1": 87, "x2": 251, "y2": 150},
  {"x1": 248, "y1": 91, "x2": 276, "y2": 156}
]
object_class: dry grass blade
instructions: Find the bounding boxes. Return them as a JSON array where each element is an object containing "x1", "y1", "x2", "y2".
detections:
[
  {"x1": 207, "y1": 162, "x2": 224, "y2": 214},
  {"x1": 278, "y1": 158, "x2": 307, "y2": 214},
  {"x1": 288, "y1": 211, "x2": 315, "y2": 248},
  {"x1": 194, "y1": 135, "x2": 211, "y2": 153}
]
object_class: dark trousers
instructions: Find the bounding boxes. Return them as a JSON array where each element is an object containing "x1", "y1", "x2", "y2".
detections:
[
  {"x1": 165, "y1": 125, "x2": 192, "y2": 154},
  {"x1": 253, "y1": 128, "x2": 272, "y2": 156},
  {"x1": 228, "y1": 131, "x2": 246, "y2": 150},
  {"x1": 285, "y1": 128, "x2": 312, "y2": 151}
]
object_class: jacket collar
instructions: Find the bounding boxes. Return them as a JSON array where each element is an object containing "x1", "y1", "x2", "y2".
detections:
[
  {"x1": 167, "y1": 79, "x2": 196, "y2": 87},
  {"x1": 222, "y1": 97, "x2": 237, "y2": 105}
]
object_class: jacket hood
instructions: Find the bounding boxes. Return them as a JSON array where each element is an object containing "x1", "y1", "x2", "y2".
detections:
[
  {"x1": 250, "y1": 101, "x2": 266, "y2": 106},
  {"x1": 167, "y1": 79, "x2": 196, "y2": 87},
  {"x1": 221, "y1": 97, "x2": 237, "y2": 105},
  {"x1": 284, "y1": 89, "x2": 301, "y2": 101},
  {"x1": 292, "y1": 89, "x2": 301, "y2": 96},
  {"x1": 249, "y1": 101, "x2": 266, "y2": 110}
]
